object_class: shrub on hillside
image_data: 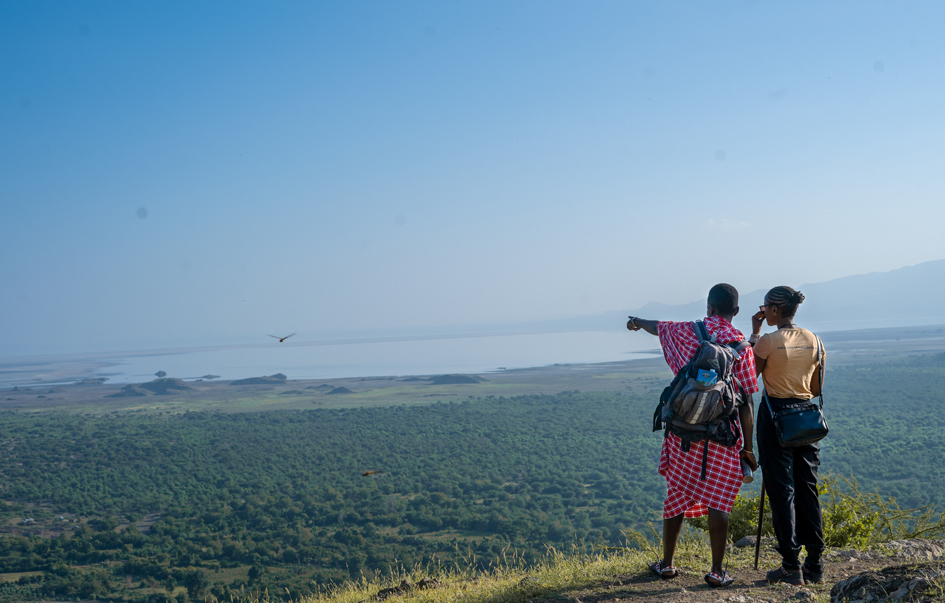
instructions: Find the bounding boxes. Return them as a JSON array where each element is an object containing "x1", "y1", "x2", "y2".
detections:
[{"x1": 686, "y1": 474, "x2": 945, "y2": 548}]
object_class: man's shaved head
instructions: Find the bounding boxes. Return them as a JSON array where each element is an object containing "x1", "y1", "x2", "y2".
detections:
[{"x1": 707, "y1": 283, "x2": 739, "y2": 316}]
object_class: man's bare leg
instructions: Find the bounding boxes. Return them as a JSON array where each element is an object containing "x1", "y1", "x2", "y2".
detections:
[
  {"x1": 707, "y1": 508, "x2": 730, "y2": 575},
  {"x1": 662, "y1": 514, "x2": 684, "y2": 566}
]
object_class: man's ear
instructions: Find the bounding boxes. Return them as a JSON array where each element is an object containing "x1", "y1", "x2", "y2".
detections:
[
  {"x1": 732, "y1": 306, "x2": 739, "y2": 318},
  {"x1": 707, "y1": 304, "x2": 717, "y2": 317}
]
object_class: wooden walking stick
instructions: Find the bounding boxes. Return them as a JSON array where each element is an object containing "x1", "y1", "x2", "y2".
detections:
[{"x1": 754, "y1": 479, "x2": 766, "y2": 570}]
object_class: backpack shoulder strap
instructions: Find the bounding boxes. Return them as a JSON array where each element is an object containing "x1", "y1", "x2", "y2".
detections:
[
  {"x1": 728, "y1": 340, "x2": 751, "y2": 357},
  {"x1": 694, "y1": 320, "x2": 715, "y2": 343}
]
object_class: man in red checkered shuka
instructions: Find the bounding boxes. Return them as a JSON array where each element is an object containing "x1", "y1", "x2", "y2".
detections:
[{"x1": 627, "y1": 283, "x2": 759, "y2": 588}]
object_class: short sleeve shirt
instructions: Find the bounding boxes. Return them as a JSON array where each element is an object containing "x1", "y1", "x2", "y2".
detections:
[
  {"x1": 656, "y1": 315, "x2": 759, "y2": 398},
  {"x1": 753, "y1": 327, "x2": 824, "y2": 400}
]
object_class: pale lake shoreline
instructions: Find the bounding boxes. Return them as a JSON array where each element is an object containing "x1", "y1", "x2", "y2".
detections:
[{"x1": 1, "y1": 323, "x2": 944, "y2": 392}]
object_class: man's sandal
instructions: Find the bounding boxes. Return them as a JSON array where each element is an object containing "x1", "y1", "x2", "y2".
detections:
[
  {"x1": 649, "y1": 560, "x2": 678, "y2": 580},
  {"x1": 704, "y1": 570, "x2": 735, "y2": 587}
]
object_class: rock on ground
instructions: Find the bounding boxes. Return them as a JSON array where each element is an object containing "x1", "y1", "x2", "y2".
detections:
[{"x1": 830, "y1": 561, "x2": 945, "y2": 603}]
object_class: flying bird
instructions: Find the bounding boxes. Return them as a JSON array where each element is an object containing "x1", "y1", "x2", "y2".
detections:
[
  {"x1": 362, "y1": 470, "x2": 384, "y2": 477},
  {"x1": 268, "y1": 333, "x2": 296, "y2": 343}
]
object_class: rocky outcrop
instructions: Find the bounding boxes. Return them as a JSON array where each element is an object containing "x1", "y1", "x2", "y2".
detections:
[
  {"x1": 732, "y1": 535, "x2": 779, "y2": 548},
  {"x1": 306, "y1": 384, "x2": 335, "y2": 391},
  {"x1": 881, "y1": 539, "x2": 945, "y2": 560},
  {"x1": 827, "y1": 539, "x2": 945, "y2": 563},
  {"x1": 374, "y1": 578, "x2": 441, "y2": 601},
  {"x1": 831, "y1": 561, "x2": 945, "y2": 602},
  {"x1": 229, "y1": 373, "x2": 288, "y2": 386}
]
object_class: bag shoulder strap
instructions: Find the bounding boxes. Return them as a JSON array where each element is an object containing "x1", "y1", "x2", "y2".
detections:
[
  {"x1": 814, "y1": 334, "x2": 825, "y2": 408},
  {"x1": 728, "y1": 340, "x2": 751, "y2": 356},
  {"x1": 763, "y1": 389, "x2": 776, "y2": 418}
]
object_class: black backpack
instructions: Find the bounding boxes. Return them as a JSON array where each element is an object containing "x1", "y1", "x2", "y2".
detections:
[{"x1": 652, "y1": 320, "x2": 751, "y2": 479}]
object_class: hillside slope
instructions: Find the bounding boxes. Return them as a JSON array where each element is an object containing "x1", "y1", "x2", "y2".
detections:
[{"x1": 298, "y1": 538, "x2": 945, "y2": 603}]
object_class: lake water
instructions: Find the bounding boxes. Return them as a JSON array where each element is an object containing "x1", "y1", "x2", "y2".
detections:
[
  {"x1": 0, "y1": 330, "x2": 664, "y2": 387},
  {"x1": 10, "y1": 321, "x2": 941, "y2": 388}
]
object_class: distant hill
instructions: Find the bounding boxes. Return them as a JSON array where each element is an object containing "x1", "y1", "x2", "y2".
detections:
[
  {"x1": 518, "y1": 258, "x2": 945, "y2": 335},
  {"x1": 636, "y1": 258, "x2": 945, "y2": 334}
]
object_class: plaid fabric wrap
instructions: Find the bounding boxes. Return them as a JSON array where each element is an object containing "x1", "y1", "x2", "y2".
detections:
[{"x1": 655, "y1": 316, "x2": 759, "y2": 518}]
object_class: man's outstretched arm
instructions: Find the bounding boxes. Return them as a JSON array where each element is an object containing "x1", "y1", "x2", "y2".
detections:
[{"x1": 627, "y1": 316, "x2": 659, "y2": 336}]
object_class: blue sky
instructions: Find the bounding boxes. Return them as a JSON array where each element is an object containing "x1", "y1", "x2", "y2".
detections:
[{"x1": 3, "y1": 1, "x2": 944, "y2": 355}]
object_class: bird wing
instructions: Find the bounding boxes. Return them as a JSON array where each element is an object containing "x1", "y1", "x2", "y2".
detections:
[
  {"x1": 267, "y1": 335, "x2": 281, "y2": 339},
  {"x1": 283, "y1": 333, "x2": 297, "y2": 340}
]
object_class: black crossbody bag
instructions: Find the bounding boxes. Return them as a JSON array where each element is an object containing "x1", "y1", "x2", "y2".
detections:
[{"x1": 763, "y1": 335, "x2": 828, "y2": 448}]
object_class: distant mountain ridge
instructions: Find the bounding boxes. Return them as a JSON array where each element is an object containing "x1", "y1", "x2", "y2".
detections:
[{"x1": 518, "y1": 258, "x2": 945, "y2": 335}]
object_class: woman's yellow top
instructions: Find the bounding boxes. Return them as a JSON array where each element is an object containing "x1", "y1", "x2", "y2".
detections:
[{"x1": 754, "y1": 327, "x2": 824, "y2": 400}]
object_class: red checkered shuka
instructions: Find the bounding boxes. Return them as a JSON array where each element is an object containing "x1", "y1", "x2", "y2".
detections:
[{"x1": 656, "y1": 316, "x2": 759, "y2": 518}]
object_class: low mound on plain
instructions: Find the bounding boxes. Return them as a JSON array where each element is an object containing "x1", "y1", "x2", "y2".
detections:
[
  {"x1": 108, "y1": 385, "x2": 149, "y2": 398},
  {"x1": 429, "y1": 374, "x2": 487, "y2": 385},
  {"x1": 326, "y1": 386, "x2": 354, "y2": 395},
  {"x1": 306, "y1": 384, "x2": 335, "y2": 391},
  {"x1": 108, "y1": 378, "x2": 191, "y2": 397},
  {"x1": 229, "y1": 373, "x2": 288, "y2": 386}
]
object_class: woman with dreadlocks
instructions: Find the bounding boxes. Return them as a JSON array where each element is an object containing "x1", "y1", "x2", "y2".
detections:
[{"x1": 751, "y1": 286, "x2": 826, "y2": 586}]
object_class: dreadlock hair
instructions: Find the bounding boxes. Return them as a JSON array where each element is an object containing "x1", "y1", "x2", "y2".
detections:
[
  {"x1": 765, "y1": 286, "x2": 805, "y2": 318},
  {"x1": 707, "y1": 283, "x2": 739, "y2": 316}
]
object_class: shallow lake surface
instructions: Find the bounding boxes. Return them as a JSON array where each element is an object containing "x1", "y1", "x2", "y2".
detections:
[
  {"x1": 0, "y1": 330, "x2": 663, "y2": 387},
  {"x1": 4, "y1": 321, "x2": 943, "y2": 388}
]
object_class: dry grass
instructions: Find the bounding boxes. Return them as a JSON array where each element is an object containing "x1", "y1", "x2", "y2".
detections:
[{"x1": 220, "y1": 526, "x2": 717, "y2": 603}]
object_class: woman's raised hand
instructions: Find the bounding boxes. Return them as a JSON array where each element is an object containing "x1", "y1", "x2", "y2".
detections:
[{"x1": 751, "y1": 310, "x2": 766, "y2": 336}]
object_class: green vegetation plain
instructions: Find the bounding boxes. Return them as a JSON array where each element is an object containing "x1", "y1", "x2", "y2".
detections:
[{"x1": 0, "y1": 327, "x2": 943, "y2": 602}]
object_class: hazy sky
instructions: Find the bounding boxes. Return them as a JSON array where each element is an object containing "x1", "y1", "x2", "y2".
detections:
[{"x1": 3, "y1": 1, "x2": 945, "y2": 356}]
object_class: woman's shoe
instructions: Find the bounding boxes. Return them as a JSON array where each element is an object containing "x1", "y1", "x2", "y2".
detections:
[
  {"x1": 802, "y1": 562, "x2": 824, "y2": 584},
  {"x1": 766, "y1": 565, "x2": 804, "y2": 586},
  {"x1": 705, "y1": 570, "x2": 735, "y2": 587},
  {"x1": 649, "y1": 559, "x2": 678, "y2": 580}
]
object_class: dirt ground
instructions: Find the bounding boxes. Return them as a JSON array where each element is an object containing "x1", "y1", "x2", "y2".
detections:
[{"x1": 551, "y1": 557, "x2": 938, "y2": 603}]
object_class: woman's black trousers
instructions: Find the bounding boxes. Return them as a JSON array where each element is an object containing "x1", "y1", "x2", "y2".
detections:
[{"x1": 757, "y1": 395, "x2": 825, "y2": 571}]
